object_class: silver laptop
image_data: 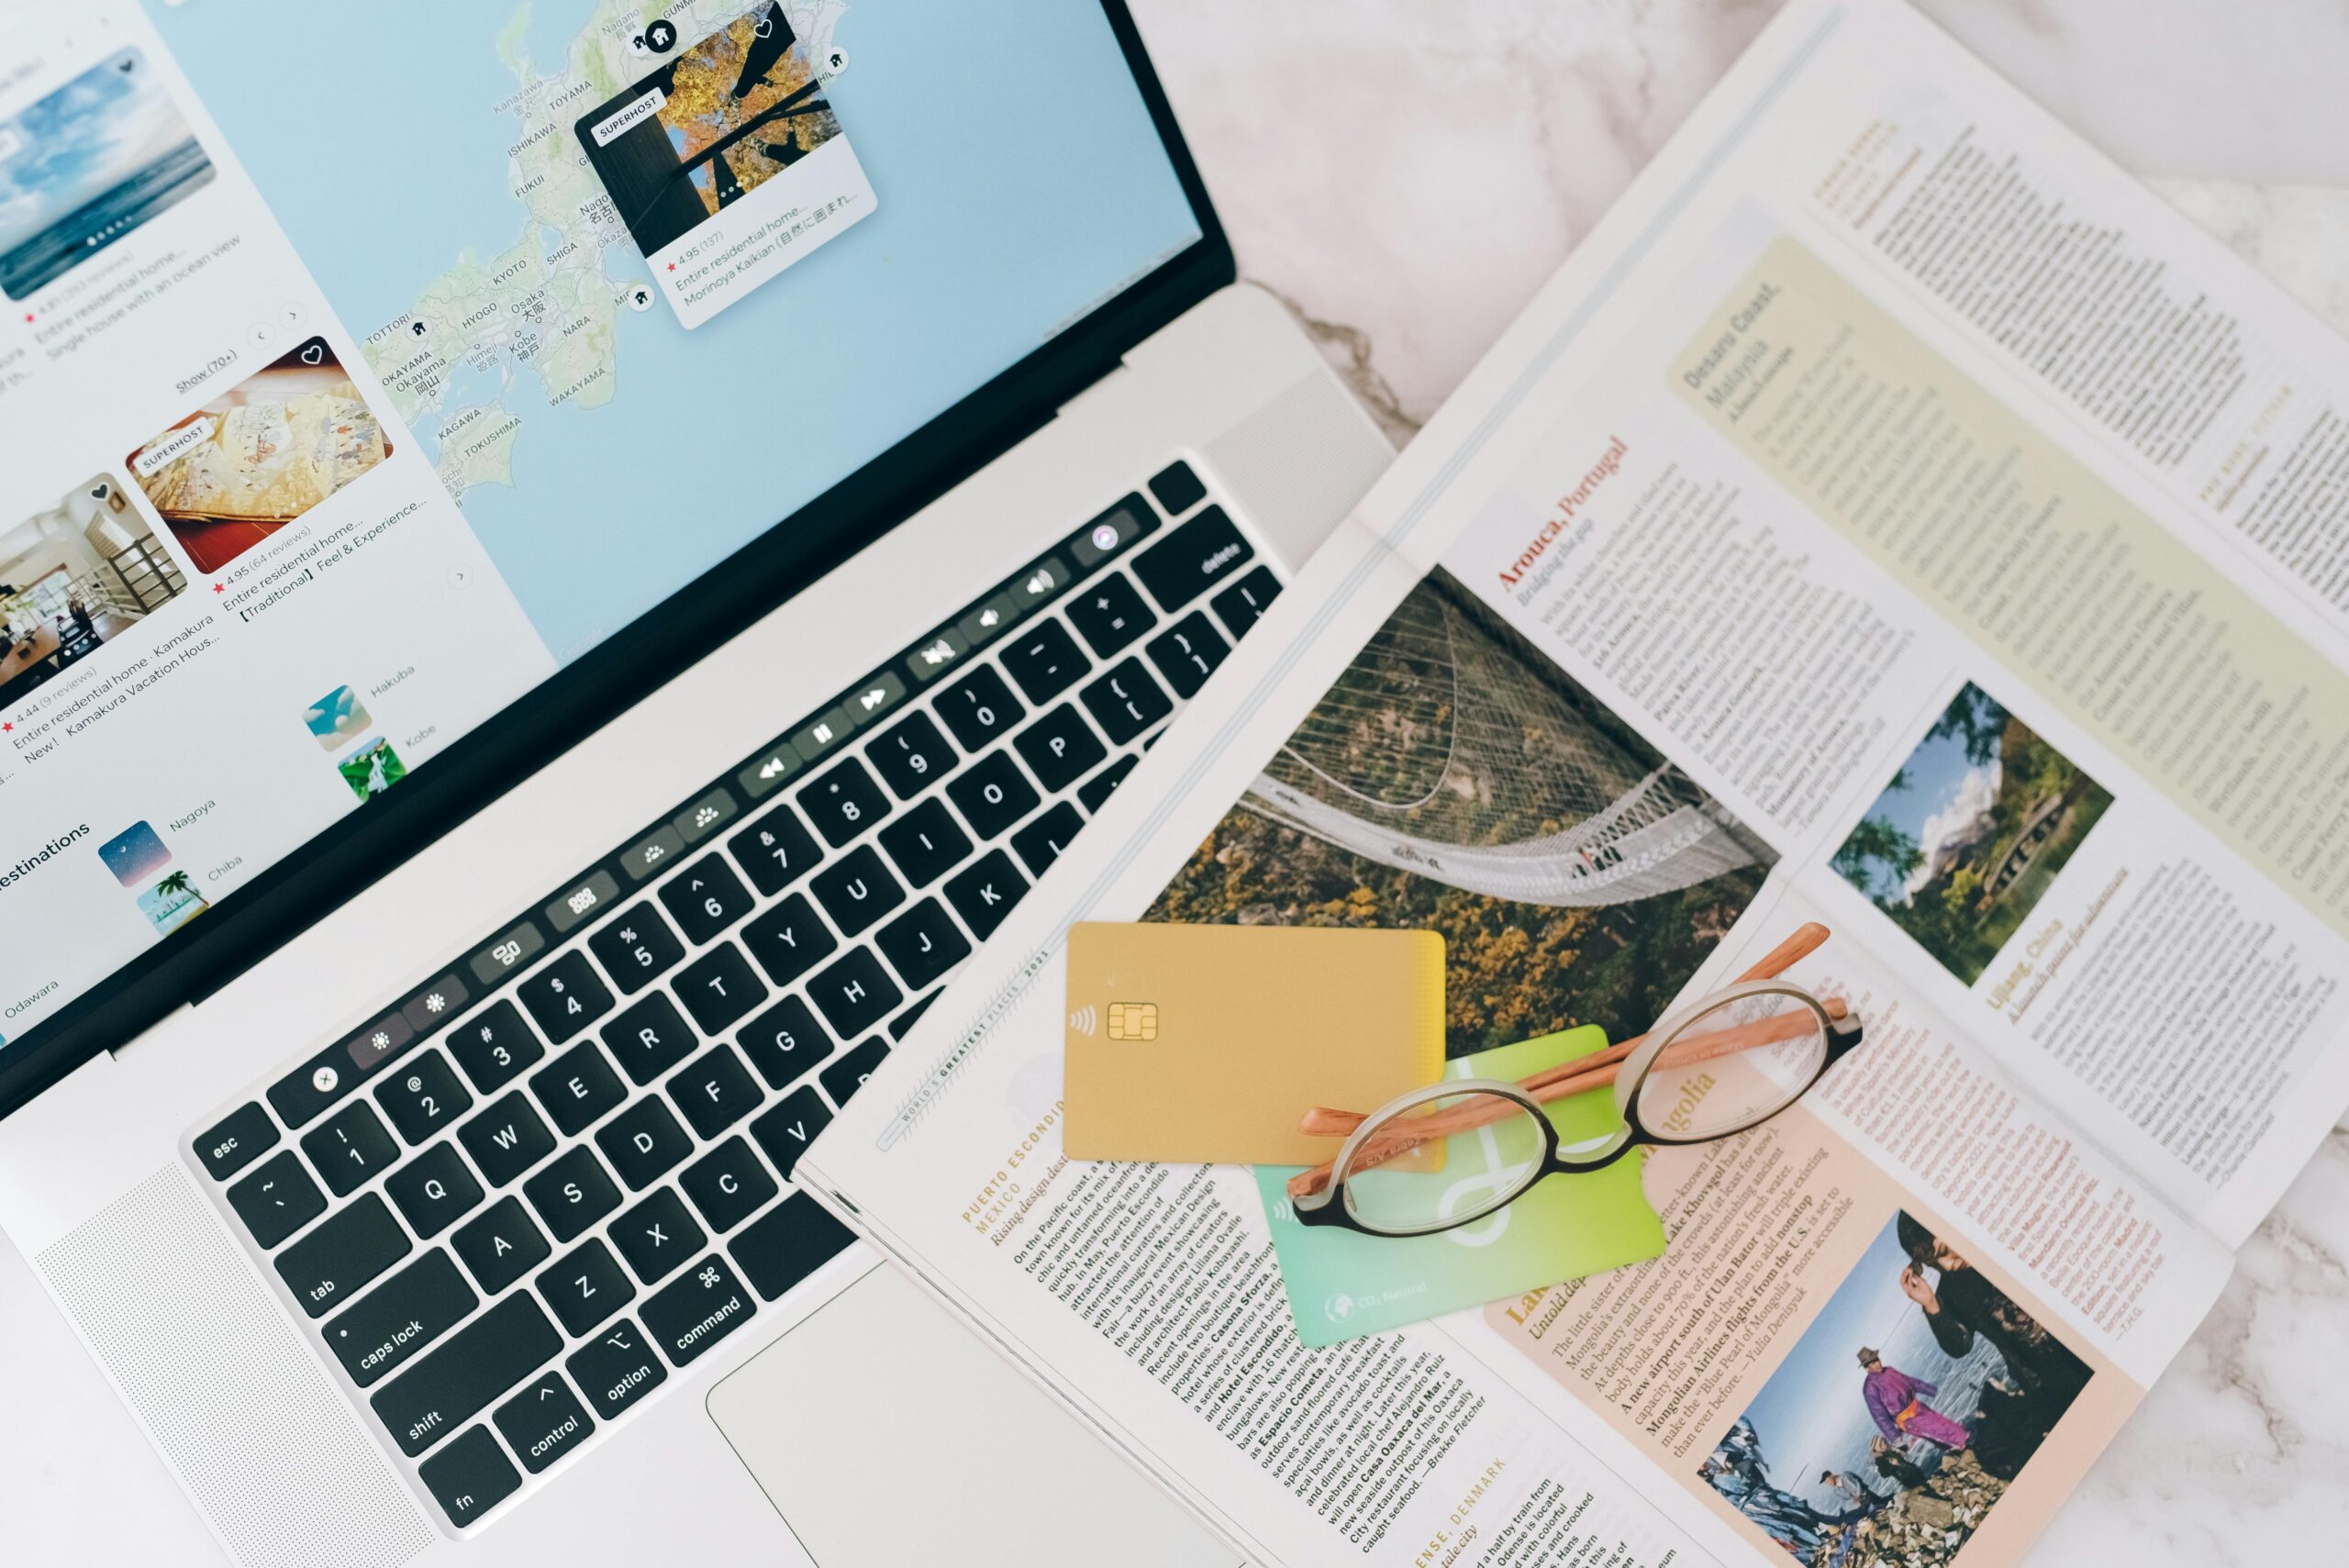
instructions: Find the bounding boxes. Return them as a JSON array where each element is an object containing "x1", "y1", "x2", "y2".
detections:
[{"x1": 0, "y1": 3, "x2": 1386, "y2": 1562}]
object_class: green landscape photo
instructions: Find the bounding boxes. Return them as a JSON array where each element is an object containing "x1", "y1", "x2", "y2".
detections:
[
  {"x1": 1144, "y1": 569, "x2": 1776, "y2": 1058},
  {"x1": 1831, "y1": 685, "x2": 2113, "y2": 986}
]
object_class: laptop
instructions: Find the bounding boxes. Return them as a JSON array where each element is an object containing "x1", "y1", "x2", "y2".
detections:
[{"x1": 0, "y1": 3, "x2": 1387, "y2": 1562}]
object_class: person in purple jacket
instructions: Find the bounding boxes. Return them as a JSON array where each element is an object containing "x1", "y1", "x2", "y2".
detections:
[{"x1": 1856, "y1": 1347, "x2": 1970, "y2": 1451}]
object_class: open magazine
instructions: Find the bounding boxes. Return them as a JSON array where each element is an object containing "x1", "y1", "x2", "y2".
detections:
[{"x1": 798, "y1": 1, "x2": 2349, "y2": 1562}]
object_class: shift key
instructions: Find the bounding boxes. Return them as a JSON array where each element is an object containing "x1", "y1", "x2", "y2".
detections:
[{"x1": 371, "y1": 1292, "x2": 560, "y2": 1457}]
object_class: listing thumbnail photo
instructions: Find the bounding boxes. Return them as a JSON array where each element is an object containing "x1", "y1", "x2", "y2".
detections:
[
  {"x1": 575, "y1": 2, "x2": 849, "y2": 256},
  {"x1": 2, "y1": 474, "x2": 188, "y2": 710},
  {"x1": 126, "y1": 338, "x2": 392, "y2": 575},
  {"x1": 303, "y1": 684, "x2": 372, "y2": 751},
  {"x1": 338, "y1": 736, "x2": 406, "y2": 802},
  {"x1": 1830, "y1": 684, "x2": 2112, "y2": 986},
  {"x1": 97, "y1": 821, "x2": 173, "y2": 888},
  {"x1": 137, "y1": 869, "x2": 207, "y2": 937},
  {"x1": 1144, "y1": 568, "x2": 1777, "y2": 1057},
  {"x1": 0, "y1": 49, "x2": 216, "y2": 298},
  {"x1": 1701, "y1": 1212, "x2": 2090, "y2": 1567}
]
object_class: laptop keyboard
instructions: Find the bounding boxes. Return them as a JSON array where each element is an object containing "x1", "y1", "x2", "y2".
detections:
[{"x1": 184, "y1": 459, "x2": 1282, "y2": 1531}]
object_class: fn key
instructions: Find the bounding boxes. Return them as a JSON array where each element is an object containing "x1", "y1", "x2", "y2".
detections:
[{"x1": 418, "y1": 1426, "x2": 520, "y2": 1529}]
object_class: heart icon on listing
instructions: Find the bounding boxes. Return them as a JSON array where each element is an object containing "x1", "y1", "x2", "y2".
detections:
[
  {"x1": 299, "y1": 342, "x2": 323, "y2": 365},
  {"x1": 89, "y1": 483, "x2": 107, "y2": 500},
  {"x1": 753, "y1": 13, "x2": 774, "y2": 39}
]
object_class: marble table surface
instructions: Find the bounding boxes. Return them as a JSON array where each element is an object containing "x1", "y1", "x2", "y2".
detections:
[
  {"x1": 1123, "y1": 0, "x2": 2349, "y2": 1561},
  {"x1": 6, "y1": 4, "x2": 2344, "y2": 1563}
]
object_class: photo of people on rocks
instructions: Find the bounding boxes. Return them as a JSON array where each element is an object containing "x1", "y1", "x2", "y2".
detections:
[{"x1": 1700, "y1": 1211, "x2": 2091, "y2": 1565}]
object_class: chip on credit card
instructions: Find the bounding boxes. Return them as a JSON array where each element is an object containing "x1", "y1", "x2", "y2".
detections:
[{"x1": 1063, "y1": 923, "x2": 1446, "y2": 1165}]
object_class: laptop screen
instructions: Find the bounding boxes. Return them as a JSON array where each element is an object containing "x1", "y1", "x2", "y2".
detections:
[{"x1": 0, "y1": 3, "x2": 1205, "y2": 1056}]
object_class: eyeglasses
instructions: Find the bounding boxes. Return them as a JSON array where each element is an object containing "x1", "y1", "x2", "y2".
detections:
[{"x1": 1287, "y1": 976, "x2": 1864, "y2": 1239}]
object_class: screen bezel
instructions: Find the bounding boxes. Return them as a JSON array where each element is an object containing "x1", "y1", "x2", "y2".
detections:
[{"x1": 0, "y1": 0, "x2": 1232, "y2": 1119}]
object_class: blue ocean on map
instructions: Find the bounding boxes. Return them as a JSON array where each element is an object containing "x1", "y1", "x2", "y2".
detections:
[
  {"x1": 0, "y1": 49, "x2": 217, "y2": 298},
  {"x1": 150, "y1": 0, "x2": 1205, "y2": 661}
]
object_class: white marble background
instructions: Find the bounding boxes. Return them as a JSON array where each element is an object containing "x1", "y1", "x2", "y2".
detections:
[{"x1": 1123, "y1": 0, "x2": 2349, "y2": 1560}]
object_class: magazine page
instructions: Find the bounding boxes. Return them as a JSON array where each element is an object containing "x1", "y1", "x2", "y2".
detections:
[{"x1": 796, "y1": 0, "x2": 2324, "y2": 1562}]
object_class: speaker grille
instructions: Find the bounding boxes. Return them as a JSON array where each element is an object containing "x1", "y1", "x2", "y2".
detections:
[{"x1": 39, "y1": 1165, "x2": 433, "y2": 1568}]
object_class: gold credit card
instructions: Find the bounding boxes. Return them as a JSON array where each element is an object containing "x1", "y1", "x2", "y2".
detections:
[{"x1": 1063, "y1": 923, "x2": 1446, "y2": 1165}]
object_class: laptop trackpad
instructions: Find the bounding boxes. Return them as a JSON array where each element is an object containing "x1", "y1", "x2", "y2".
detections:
[{"x1": 707, "y1": 1266, "x2": 1236, "y2": 1568}]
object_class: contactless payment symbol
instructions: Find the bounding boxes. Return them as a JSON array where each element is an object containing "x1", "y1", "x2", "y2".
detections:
[{"x1": 1107, "y1": 1002, "x2": 1157, "y2": 1041}]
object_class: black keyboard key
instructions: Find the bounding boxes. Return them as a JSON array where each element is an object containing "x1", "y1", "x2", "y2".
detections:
[
  {"x1": 1211, "y1": 562, "x2": 1281, "y2": 639},
  {"x1": 1144, "y1": 610, "x2": 1230, "y2": 698},
  {"x1": 1079, "y1": 660, "x2": 1174, "y2": 747},
  {"x1": 610, "y1": 1187, "x2": 707, "y2": 1285},
  {"x1": 275, "y1": 1193, "x2": 410, "y2": 1319},
  {"x1": 874, "y1": 899, "x2": 971, "y2": 991},
  {"x1": 1132, "y1": 505, "x2": 1252, "y2": 611},
  {"x1": 1077, "y1": 754, "x2": 1139, "y2": 814},
  {"x1": 585, "y1": 904, "x2": 685, "y2": 995},
  {"x1": 943, "y1": 850, "x2": 1028, "y2": 941},
  {"x1": 1000, "y1": 619, "x2": 1089, "y2": 704},
  {"x1": 729, "y1": 1194, "x2": 857, "y2": 1303},
  {"x1": 195, "y1": 1102, "x2": 278, "y2": 1182},
  {"x1": 418, "y1": 1425, "x2": 519, "y2": 1529},
  {"x1": 797, "y1": 756, "x2": 892, "y2": 847},
  {"x1": 658, "y1": 857, "x2": 753, "y2": 944},
  {"x1": 806, "y1": 951, "x2": 902, "y2": 1039},
  {"x1": 866, "y1": 711, "x2": 957, "y2": 800},
  {"x1": 567, "y1": 1320, "x2": 666, "y2": 1424},
  {"x1": 729, "y1": 804, "x2": 824, "y2": 897},
  {"x1": 446, "y1": 1000, "x2": 544, "y2": 1096},
  {"x1": 522, "y1": 1145, "x2": 621, "y2": 1244},
  {"x1": 385, "y1": 1142, "x2": 484, "y2": 1239},
  {"x1": 944, "y1": 751, "x2": 1040, "y2": 840},
  {"x1": 600, "y1": 993, "x2": 698, "y2": 1086},
  {"x1": 681, "y1": 1137, "x2": 780, "y2": 1232},
  {"x1": 640, "y1": 1254, "x2": 757, "y2": 1366},
  {"x1": 888, "y1": 992, "x2": 941, "y2": 1040},
  {"x1": 1010, "y1": 802, "x2": 1084, "y2": 879},
  {"x1": 373, "y1": 1292, "x2": 561, "y2": 1457},
  {"x1": 1147, "y1": 458, "x2": 1207, "y2": 515},
  {"x1": 301, "y1": 1101, "x2": 401, "y2": 1198},
  {"x1": 538, "y1": 1239, "x2": 633, "y2": 1337},
  {"x1": 876, "y1": 797, "x2": 972, "y2": 888},
  {"x1": 741, "y1": 894, "x2": 838, "y2": 988},
  {"x1": 493, "y1": 1370, "x2": 595, "y2": 1475},
  {"x1": 1013, "y1": 705, "x2": 1108, "y2": 793},
  {"x1": 749, "y1": 1088, "x2": 831, "y2": 1182},
  {"x1": 529, "y1": 1042, "x2": 626, "y2": 1138},
  {"x1": 1065, "y1": 573, "x2": 1157, "y2": 657},
  {"x1": 451, "y1": 1196, "x2": 551, "y2": 1296},
  {"x1": 667, "y1": 1044, "x2": 764, "y2": 1140},
  {"x1": 821, "y1": 1038, "x2": 891, "y2": 1108},
  {"x1": 596, "y1": 1098, "x2": 693, "y2": 1190},
  {"x1": 809, "y1": 845, "x2": 907, "y2": 938},
  {"x1": 374, "y1": 1051, "x2": 472, "y2": 1146},
  {"x1": 325, "y1": 1250, "x2": 476, "y2": 1386},
  {"x1": 674, "y1": 940, "x2": 768, "y2": 1034},
  {"x1": 738, "y1": 995, "x2": 835, "y2": 1090},
  {"x1": 227, "y1": 1151, "x2": 328, "y2": 1250},
  {"x1": 457, "y1": 1093, "x2": 557, "y2": 1188},
  {"x1": 517, "y1": 951, "x2": 614, "y2": 1044},
  {"x1": 934, "y1": 665, "x2": 1024, "y2": 750}
]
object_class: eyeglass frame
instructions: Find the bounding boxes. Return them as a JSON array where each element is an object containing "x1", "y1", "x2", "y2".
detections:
[{"x1": 1290, "y1": 979, "x2": 1865, "y2": 1238}]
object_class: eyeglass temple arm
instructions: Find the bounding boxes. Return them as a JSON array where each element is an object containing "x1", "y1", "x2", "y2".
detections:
[
  {"x1": 1283, "y1": 998, "x2": 1846, "y2": 1200},
  {"x1": 1286, "y1": 922, "x2": 1835, "y2": 1203},
  {"x1": 1295, "y1": 922, "x2": 1832, "y2": 1142}
]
